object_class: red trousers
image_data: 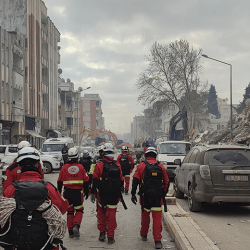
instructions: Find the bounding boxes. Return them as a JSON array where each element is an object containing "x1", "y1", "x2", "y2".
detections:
[
  {"x1": 122, "y1": 175, "x2": 130, "y2": 191},
  {"x1": 140, "y1": 209, "x2": 162, "y2": 241},
  {"x1": 96, "y1": 204, "x2": 117, "y2": 238},
  {"x1": 67, "y1": 205, "x2": 84, "y2": 230}
]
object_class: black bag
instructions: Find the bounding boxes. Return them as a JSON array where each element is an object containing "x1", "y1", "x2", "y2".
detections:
[
  {"x1": 101, "y1": 160, "x2": 121, "y2": 196},
  {"x1": 9, "y1": 180, "x2": 50, "y2": 250},
  {"x1": 143, "y1": 160, "x2": 163, "y2": 198},
  {"x1": 119, "y1": 155, "x2": 131, "y2": 176}
]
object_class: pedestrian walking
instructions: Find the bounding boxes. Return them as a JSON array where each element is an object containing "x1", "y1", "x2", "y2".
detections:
[
  {"x1": 1, "y1": 147, "x2": 69, "y2": 250},
  {"x1": 57, "y1": 147, "x2": 89, "y2": 239},
  {"x1": 79, "y1": 150, "x2": 92, "y2": 173},
  {"x1": 117, "y1": 145, "x2": 134, "y2": 194},
  {"x1": 90, "y1": 142, "x2": 126, "y2": 245},
  {"x1": 131, "y1": 147, "x2": 169, "y2": 249},
  {"x1": 61, "y1": 145, "x2": 69, "y2": 165}
]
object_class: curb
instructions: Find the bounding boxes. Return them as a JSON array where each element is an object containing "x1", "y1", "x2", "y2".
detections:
[{"x1": 162, "y1": 202, "x2": 220, "y2": 250}]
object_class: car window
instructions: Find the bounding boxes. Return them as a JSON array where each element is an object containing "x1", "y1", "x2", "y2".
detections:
[
  {"x1": 0, "y1": 146, "x2": 6, "y2": 153},
  {"x1": 159, "y1": 143, "x2": 190, "y2": 154},
  {"x1": 8, "y1": 146, "x2": 18, "y2": 153},
  {"x1": 188, "y1": 149, "x2": 199, "y2": 163},
  {"x1": 43, "y1": 144, "x2": 64, "y2": 152},
  {"x1": 207, "y1": 149, "x2": 250, "y2": 166}
]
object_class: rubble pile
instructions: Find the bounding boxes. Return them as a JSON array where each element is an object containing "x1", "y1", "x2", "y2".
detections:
[{"x1": 195, "y1": 105, "x2": 250, "y2": 145}]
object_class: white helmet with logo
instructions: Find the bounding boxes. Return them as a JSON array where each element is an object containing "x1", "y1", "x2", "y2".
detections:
[
  {"x1": 18, "y1": 140, "x2": 31, "y2": 150},
  {"x1": 103, "y1": 143, "x2": 114, "y2": 152},
  {"x1": 121, "y1": 145, "x2": 128, "y2": 152},
  {"x1": 145, "y1": 147, "x2": 157, "y2": 157},
  {"x1": 68, "y1": 147, "x2": 79, "y2": 160},
  {"x1": 17, "y1": 147, "x2": 40, "y2": 163}
]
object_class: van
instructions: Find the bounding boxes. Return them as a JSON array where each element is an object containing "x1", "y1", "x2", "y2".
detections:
[
  {"x1": 42, "y1": 137, "x2": 74, "y2": 161},
  {"x1": 156, "y1": 140, "x2": 191, "y2": 178}
]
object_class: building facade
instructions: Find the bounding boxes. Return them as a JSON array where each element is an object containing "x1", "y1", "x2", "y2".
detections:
[
  {"x1": 0, "y1": 0, "x2": 60, "y2": 148},
  {"x1": 80, "y1": 94, "x2": 103, "y2": 134}
]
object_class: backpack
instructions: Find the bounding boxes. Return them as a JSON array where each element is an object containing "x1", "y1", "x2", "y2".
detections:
[
  {"x1": 10, "y1": 180, "x2": 50, "y2": 250},
  {"x1": 143, "y1": 160, "x2": 163, "y2": 198},
  {"x1": 101, "y1": 160, "x2": 121, "y2": 196},
  {"x1": 119, "y1": 154, "x2": 130, "y2": 175}
]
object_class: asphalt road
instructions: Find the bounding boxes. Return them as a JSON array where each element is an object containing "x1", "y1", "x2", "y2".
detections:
[
  {"x1": 176, "y1": 195, "x2": 250, "y2": 250},
  {"x1": 44, "y1": 170, "x2": 177, "y2": 250}
]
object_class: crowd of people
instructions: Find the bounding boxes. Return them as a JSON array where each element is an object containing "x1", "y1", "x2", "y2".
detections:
[{"x1": 0, "y1": 141, "x2": 169, "y2": 250}]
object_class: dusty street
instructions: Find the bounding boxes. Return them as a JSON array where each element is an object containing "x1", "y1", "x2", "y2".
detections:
[{"x1": 44, "y1": 170, "x2": 177, "y2": 250}]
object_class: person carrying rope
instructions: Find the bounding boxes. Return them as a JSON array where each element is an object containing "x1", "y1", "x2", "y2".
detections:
[{"x1": 0, "y1": 147, "x2": 69, "y2": 250}]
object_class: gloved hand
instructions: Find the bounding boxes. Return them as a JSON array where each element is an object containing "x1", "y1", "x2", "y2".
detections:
[
  {"x1": 90, "y1": 194, "x2": 95, "y2": 203},
  {"x1": 84, "y1": 192, "x2": 89, "y2": 200},
  {"x1": 131, "y1": 195, "x2": 137, "y2": 205}
]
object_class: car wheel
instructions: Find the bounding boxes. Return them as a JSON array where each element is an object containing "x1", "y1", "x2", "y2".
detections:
[
  {"x1": 43, "y1": 162, "x2": 52, "y2": 174},
  {"x1": 188, "y1": 184, "x2": 201, "y2": 212},
  {"x1": 174, "y1": 177, "x2": 184, "y2": 199}
]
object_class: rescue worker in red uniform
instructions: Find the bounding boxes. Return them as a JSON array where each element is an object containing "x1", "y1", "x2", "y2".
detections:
[
  {"x1": 3, "y1": 141, "x2": 44, "y2": 192},
  {"x1": 90, "y1": 143, "x2": 124, "y2": 245},
  {"x1": 116, "y1": 145, "x2": 134, "y2": 194},
  {"x1": 3, "y1": 147, "x2": 69, "y2": 250},
  {"x1": 131, "y1": 147, "x2": 169, "y2": 249},
  {"x1": 57, "y1": 147, "x2": 89, "y2": 238}
]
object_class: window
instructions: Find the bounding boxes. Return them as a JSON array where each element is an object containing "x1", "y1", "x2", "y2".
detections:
[
  {"x1": 189, "y1": 149, "x2": 199, "y2": 163},
  {"x1": 83, "y1": 121, "x2": 90, "y2": 128},
  {"x1": 96, "y1": 100, "x2": 100, "y2": 107},
  {"x1": 96, "y1": 110, "x2": 99, "y2": 117},
  {"x1": 83, "y1": 111, "x2": 90, "y2": 116},
  {"x1": 66, "y1": 117, "x2": 73, "y2": 126},
  {"x1": 83, "y1": 102, "x2": 90, "y2": 107}
]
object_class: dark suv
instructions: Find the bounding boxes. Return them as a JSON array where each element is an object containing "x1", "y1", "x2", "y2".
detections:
[{"x1": 174, "y1": 144, "x2": 250, "y2": 212}]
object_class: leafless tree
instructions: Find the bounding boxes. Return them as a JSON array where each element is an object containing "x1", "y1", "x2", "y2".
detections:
[{"x1": 137, "y1": 39, "x2": 208, "y2": 132}]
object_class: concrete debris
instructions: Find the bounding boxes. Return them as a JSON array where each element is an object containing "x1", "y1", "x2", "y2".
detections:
[{"x1": 194, "y1": 105, "x2": 250, "y2": 145}]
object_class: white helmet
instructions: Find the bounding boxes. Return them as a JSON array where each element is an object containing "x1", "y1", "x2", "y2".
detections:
[
  {"x1": 17, "y1": 147, "x2": 40, "y2": 163},
  {"x1": 68, "y1": 147, "x2": 79, "y2": 160},
  {"x1": 18, "y1": 140, "x2": 31, "y2": 150},
  {"x1": 121, "y1": 145, "x2": 128, "y2": 152},
  {"x1": 145, "y1": 147, "x2": 157, "y2": 157},
  {"x1": 83, "y1": 150, "x2": 89, "y2": 155},
  {"x1": 103, "y1": 143, "x2": 114, "y2": 153},
  {"x1": 98, "y1": 145, "x2": 104, "y2": 151}
]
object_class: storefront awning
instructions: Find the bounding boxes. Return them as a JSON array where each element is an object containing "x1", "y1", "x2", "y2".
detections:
[{"x1": 26, "y1": 130, "x2": 45, "y2": 139}]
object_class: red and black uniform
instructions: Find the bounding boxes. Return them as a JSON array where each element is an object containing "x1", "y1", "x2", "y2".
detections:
[
  {"x1": 4, "y1": 171, "x2": 69, "y2": 250},
  {"x1": 91, "y1": 157, "x2": 123, "y2": 239},
  {"x1": 117, "y1": 152, "x2": 134, "y2": 192},
  {"x1": 132, "y1": 158, "x2": 169, "y2": 241},
  {"x1": 57, "y1": 162, "x2": 89, "y2": 231},
  {"x1": 3, "y1": 161, "x2": 44, "y2": 192}
]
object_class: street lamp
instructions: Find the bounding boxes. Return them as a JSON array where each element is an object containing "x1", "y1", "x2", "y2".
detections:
[{"x1": 202, "y1": 54, "x2": 233, "y2": 140}]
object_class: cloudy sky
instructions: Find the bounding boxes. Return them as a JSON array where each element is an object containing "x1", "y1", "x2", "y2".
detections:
[{"x1": 44, "y1": 0, "x2": 250, "y2": 134}]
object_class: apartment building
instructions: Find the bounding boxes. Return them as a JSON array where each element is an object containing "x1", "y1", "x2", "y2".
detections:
[
  {"x1": 58, "y1": 78, "x2": 81, "y2": 145},
  {"x1": 0, "y1": 0, "x2": 60, "y2": 148},
  {"x1": 80, "y1": 94, "x2": 103, "y2": 135}
]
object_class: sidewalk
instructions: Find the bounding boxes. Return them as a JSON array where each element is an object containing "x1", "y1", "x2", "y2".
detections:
[{"x1": 163, "y1": 198, "x2": 220, "y2": 250}]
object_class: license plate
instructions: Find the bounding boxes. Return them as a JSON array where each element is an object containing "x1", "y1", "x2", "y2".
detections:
[{"x1": 225, "y1": 175, "x2": 248, "y2": 182}]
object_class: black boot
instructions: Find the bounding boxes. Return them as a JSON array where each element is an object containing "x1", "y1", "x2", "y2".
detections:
[
  {"x1": 99, "y1": 231, "x2": 106, "y2": 241},
  {"x1": 73, "y1": 224, "x2": 80, "y2": 238},
  {"x1": 155, "y1": 241, "x2": 162, "y2": 249},
  {"x1": 125, "y1": 189, "x2": 129, "y2": 195},
  {"x1": 141, "y1": 235, "x2": 147, "y2": 241},
  {"x1": 69, "y1": 230, "x2": 74, "y2": 238},
  {"x1": 108, "y1": 237, "x2": 115, "y2": 244}
]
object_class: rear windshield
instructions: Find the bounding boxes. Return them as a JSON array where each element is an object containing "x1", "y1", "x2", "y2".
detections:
[
  {"x1": 43, "y1": 144, "x2": 65, "y2": 152},
  {"x1": 207, "y1": 149, "x2": 250, "y2": 166},
  {"x1": 159, "y1": 143, "x2": 191, "y2": 154},
  {"x1": 0, "y1": 146, "x2": 6, "y2": 153}
]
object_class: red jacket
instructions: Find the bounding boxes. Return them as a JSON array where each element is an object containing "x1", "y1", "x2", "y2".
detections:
[
  {"x1": 3, "y1": 161, "x2": 44, "y2": 192},
  {"x1": 3, "y1": 171, "x2": 69, "y2": 215},
  {"x1": 117, "y1": 152, "x2": 134, "y2": 170},
  {"x1": 92, "y1": 157, "x2": 124, "y2": 182},
  {"x1": 133, "y1": 157, "x2": 169, "y2": 193},
  {"x1": 58, "y1": 162, "x2": 89, "y2": 190}
]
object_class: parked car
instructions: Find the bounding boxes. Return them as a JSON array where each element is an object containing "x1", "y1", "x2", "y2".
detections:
[
  {"x1": 0, "y1": 144, "x2": 18, "y2": 162},
  {"x1": 156, "y1": 141, "x2": 191, "y2": 178},
  {"x1": 174, "y1": 144, "x2": 250, "y2": 212}
]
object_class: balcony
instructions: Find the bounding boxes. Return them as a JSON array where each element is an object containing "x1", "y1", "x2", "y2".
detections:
[
  {"x1": 13, "y1": 65, "x2": 23, "y2": 76},
  {"x1": 41, "y1": 49, "x2": 48, "y2": 61},
  {"x1": 41, "y1": 22, "x2": 48, "y2": 36}
]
